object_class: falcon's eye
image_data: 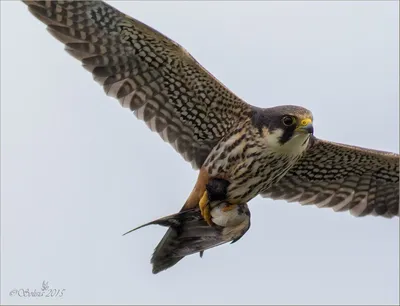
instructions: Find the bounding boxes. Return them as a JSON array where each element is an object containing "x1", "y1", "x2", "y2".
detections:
[{"x1": 282, "y1": 116, "x2": 295, "y2": 127}]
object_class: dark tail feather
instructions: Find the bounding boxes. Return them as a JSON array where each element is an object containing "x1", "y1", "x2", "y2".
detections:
[
  {"x1": 150, "y1": 227, "x2": 185, "y2": 274},
  {"x1": 123, "y1": 209, "x2": 198, "y2": 273},
  {"x1": 123, "y1": 208, "x2": 215, "y2": 273},
  {"x1": 149, "y1": 209, "x2": 232, "y2": 274}
]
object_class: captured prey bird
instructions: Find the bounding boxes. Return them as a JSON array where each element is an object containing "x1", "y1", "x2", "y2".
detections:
[
  {"x1": 24, "y1": 1, "x2": 399, "y2": 274},
  {"x1": 123, "y1": 200, "x2": 251, "y2": 273},
  {"x1": 123, "y1": 178, "x2": 251, "y2": 273}
]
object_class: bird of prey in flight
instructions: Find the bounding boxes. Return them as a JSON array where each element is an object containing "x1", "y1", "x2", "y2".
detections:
[{"x1": 24, "y1": 1, "x2": 399, "y2": 274}]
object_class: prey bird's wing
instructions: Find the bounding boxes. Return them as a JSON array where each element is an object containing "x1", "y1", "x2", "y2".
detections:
[
  {"x1": 261, "y1": 137, "x2": 399, "y2": 217},
  {"x1": 23, "y1": 1, "x2": 252, "y2": 169}
]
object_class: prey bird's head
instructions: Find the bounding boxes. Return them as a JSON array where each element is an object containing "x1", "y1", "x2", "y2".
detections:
[{"x1": 251, "y1": 105, "x2": 314, "y2": 154}]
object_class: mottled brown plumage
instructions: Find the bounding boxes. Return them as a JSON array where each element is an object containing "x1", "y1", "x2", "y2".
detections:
[
  {"x1": 261, "y1": 139, "x2": 399, "y2": 217},
  {"x1": 23, "y1": 0, "x2": 399, "y2": 274},
  {"x1": 24, "y1": 0, "x2": 251, "y2": 170}
]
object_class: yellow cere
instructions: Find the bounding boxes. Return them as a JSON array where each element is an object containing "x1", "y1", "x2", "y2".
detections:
[{"x1": 300, "y1": 118, "x2": 312, "y2": 126}]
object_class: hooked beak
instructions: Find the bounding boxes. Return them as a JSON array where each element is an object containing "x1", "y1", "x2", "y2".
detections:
[{"x1": 295, "y1": 118, "x2": 314, "y2": 135}]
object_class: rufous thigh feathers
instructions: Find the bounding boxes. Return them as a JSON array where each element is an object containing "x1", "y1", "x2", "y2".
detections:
[{"x1": 181, "y1": 167, "x2": 209, "y2": 211}]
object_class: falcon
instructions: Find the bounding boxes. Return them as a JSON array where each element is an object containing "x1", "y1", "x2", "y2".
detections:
[{"x1": 24, "y1": 1, "x2": 399, "y2": 274}]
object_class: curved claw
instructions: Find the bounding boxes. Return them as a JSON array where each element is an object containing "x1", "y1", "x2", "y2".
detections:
[
  {"x1": 199, "y1": 190, "x2": 238, "y2": 226},
  {"x1": 199, "y1": 191, "x2": 213, "y2": 226}
]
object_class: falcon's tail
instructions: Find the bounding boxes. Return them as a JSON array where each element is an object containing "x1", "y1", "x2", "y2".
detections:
[{"x1": 123, "y1": 203, "x2": 251, "y2": 274}]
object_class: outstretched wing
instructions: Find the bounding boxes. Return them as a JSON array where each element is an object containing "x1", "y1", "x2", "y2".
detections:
[
  {"x1": 24, "y1": 1, "x2": 252, "y2": 169},
  {"x1": 261, "y1": 137, "x2": 399, "y2": 218}
]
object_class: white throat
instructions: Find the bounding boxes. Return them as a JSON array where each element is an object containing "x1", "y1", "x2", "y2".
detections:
[{"x1": 265, "y1": 129, "x2": 310, "y2": 156}]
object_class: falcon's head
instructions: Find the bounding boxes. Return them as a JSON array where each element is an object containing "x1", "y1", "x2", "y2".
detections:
[{"x1": 251, "y1": 105, "x2": 314, "y2": 154}]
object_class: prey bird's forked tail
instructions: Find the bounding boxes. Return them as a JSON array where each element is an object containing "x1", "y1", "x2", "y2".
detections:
[{"x1": 124, "y1": 202, "x2": 251, "y2": 274}]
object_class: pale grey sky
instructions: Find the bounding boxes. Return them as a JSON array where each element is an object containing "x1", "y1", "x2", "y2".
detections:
[{"x1": 1, "y1": 1, "x2": 399, "y2": 305}]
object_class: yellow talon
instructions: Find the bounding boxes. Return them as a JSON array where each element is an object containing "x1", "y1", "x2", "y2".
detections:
[{"x1": 199, "y1": 191, "x2": 213, "y2": 226}]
